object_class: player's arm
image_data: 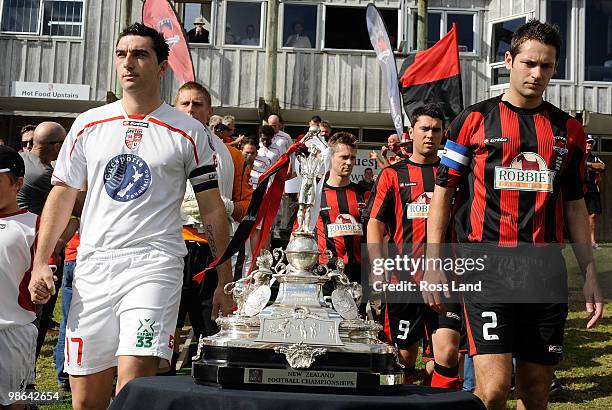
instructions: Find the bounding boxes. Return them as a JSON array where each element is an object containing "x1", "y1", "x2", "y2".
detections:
[
  {"x1": 195, "y1": 188, "x2": 235, "y2": 319},
  {"x1": 587, "y1": 159, "x2": 605, "y2": 172},
  {"x1": 565, "y1": 199, "x2": 604, "y2": 329},
  {"x1": 422, "y1": 185, "x2": 455, "y2": 312},
  {"x1": 29, "y1": 183, "x2": 79, "y2": 304},
  {"x1": 230, "y1": 150, "x2": 253, "y2": 221}
]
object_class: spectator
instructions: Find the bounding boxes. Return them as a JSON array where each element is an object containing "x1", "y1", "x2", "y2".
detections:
[
  {"x1": 225, "y1": 24, "x2": 237, "y2": 44},
  {"x1": 309, "y1": 115, "x2": 322, "y2": 127},
  {"x1": 0, "y1": 146, "x2": 38, "y2": 409},
  {"x1": 187, "y1": 16, "x2": 209, "y2": 44},
  {"x1": 20, "y1": 124, "x2": 36, "y2": 153},
  {"x1": 357, "y1": 167, "x2": 375, "y2": 191},
  {"x1": 209, "y1": 114, "x2": 223, "y2": 131},
  {"x1": 284, "y1": 21, "x2": 312, "y2": 48},
  {"x1": 319, "y1": 120, "x2": 332, "y2": 138},
  {"x1": 267, "y1": 114, "x2": 292, "y2": 156},
  {"x1": 17, "y1": 122, "x2": 69, "y2": 359},
  {"x1": 0, "y1": 137, "x2": 5, "y2": 145},
  {"x1": 239, "y1": 24, "x2": 259, "y2": 45},
  {"x1": 241, "y1": 137, "x2": 258, "y2": 168},
  {"x1": 584, "y1": 135, "x2": 606, "y2": 249}
]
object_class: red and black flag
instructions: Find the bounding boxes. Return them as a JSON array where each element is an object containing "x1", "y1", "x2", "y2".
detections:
[{"x1": 399, "y1": 23, "x2": 463, "y2": 121}]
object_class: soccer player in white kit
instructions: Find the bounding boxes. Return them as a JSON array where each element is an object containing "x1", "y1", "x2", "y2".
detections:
[
  {"x1": 0, "y1": 146, "x2": 38, "y2": 409},
  {"x1": 28, "y1": 23, "x2": 234, "y2": 410}
]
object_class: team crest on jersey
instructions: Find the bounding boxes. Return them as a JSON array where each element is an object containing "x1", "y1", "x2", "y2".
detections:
[
  {"x1": 103, "y1": 154, "x2": 151, "y2": 202},
  {"x1": 406, "y1": 192, "x2": 432, "y2": 219},
  {"x1": 125, "y1": 128, "x2": 143, "y2": 149},
  {"x1": 494, "y1": 152, "x2": 555, "y2": 192},
  {"x1": 136, "y1": 319, "x2": 156, "y2": 348},
  {"x1": 327, "y1": 214, "x2": 363, "y2": 237}
]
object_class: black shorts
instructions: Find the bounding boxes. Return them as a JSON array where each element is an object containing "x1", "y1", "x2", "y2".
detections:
[
  {"x1": 381, "y1": 302, "x2": 461, "y2": 349},
  {"x1": 585, "y1": 192, "x2": 602, "y2": 215},
  {"x1": 463, "y1": 302, "x2": 567, "y2": 365},
  {"x1": 422, "y1": 303, "x2": 466, "y2": 360}
]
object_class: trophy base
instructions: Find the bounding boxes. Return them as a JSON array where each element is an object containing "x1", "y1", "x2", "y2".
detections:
[{"x1": 192, "y1": 346, "x2": 404, "y2": 392}]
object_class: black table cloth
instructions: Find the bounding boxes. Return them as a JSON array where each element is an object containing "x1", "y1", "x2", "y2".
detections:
[{"x1": 110, "y1": 375, "x2": 485, "y2": 410}]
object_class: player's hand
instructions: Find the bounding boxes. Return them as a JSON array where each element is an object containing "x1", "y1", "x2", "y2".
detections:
[
  {"x1": 369, "y1": 151, "x2": 378, "y2": 160},
  {"x1": 583, "y1": 271, "x2": 604, "y2": 329},
  {"x1": 421, "y1": 268, "x2": 450, "y2": 314},
  {"x1": 212, "y1": 285, "x2": 236, "y2": 320},
  {"x1": 28, "y1": 264, "x2": 57, "y2": 304}
]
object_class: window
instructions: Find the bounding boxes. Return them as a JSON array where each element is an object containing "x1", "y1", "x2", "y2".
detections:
[
  {"x1": 282, "y1": 3, "x2": 317, "y2": 49},
  {"x1": 178, "y1": 1, "x2": 213, "y2": 45},
  {"x1": 1, "y1": 0, "x2": 83, "y2": 36},
  {"x1": 489, "y1": 16, "x2": 526, "y2": 85},
  {"x1": 546, "y1": 0, "x2": 571, "y2": 79},
  {"x1": 411, "y1": 10, "x2": 476, "y2": 53},
  {"x1": 491, "y1": 17, "x2": 525, "y2": 63},
  {"x1": 362, "y1": 128, "x2": 396, "y2": 144},
  {"x1": 225, "y1": 1, "x2": 263, "y2": 46},
  {"x1": 324, "y1": 6, "x2": 398, "y2": 51},
  {"x1": 585, "y1": 1, "x2": 612, "y2": 81}
]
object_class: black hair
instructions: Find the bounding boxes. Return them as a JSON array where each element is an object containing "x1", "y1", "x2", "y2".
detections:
[
  {"x1": 310, "y1": 115, "x2": 322, "y2": 123},
  {"x1": 410, "y1": 103, "x2": 445, "y2": 129},
  {"x1": 259, "y1": 125, "x2": 275, "y2": 138},
  {"x1": 117, "y1": 23, "x2": 169, "y2": 63},
  {"x1": 510, "y1": 19, "x2": 562, "y2": 64}
]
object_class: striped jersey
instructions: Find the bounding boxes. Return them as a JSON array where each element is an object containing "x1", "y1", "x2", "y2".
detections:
[
  {"x1": 436, "y1": 96, "x2": 586, "y2": 245},
  {"x1": 52, "y1": 101, "x2": 218, "y2": 257},
  {"x1": 366, "y1": 159, "x2": 437, "y2": 255},
  {"x1": 0, "y1": 210, "x2": 38, "y2": 329}
]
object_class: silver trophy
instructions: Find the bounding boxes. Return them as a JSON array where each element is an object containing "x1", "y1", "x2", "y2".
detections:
[{"x1": 193, "y1": 126, "x2": 403, "y2": 390}]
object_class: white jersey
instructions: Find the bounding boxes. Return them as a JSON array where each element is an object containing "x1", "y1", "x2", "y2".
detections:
[
  {"x1": 0, "y1": 210, "x2": 38, "y2": 329},
  {"x1": 249, "y1": 145, "x2": 279, "y2": 189},
  {"x1": 52, "y1": 101, "x2": 218, "y2": 258},
  {"x1": 269, "y1": 130, "x2": 292, "y2": 158}
]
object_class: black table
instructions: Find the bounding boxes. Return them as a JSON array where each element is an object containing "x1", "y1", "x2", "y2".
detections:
[{"x1": 110, "y1": 375, "x2": 485, "y2": 410}]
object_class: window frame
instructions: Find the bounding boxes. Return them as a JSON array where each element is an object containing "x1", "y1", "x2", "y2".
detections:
[
  {"x1": 279, "y1": 2, "x2": 320, "y2": 51},
  {"x1": 222, "y1": 0, "x2": 266, "y2": 49},
  {"x1": 579, "y1": 0, "x2": 612, "y2": 85},
  {"x1": 407, "y1": 8, "x2": 480, "y2": 57},
  {"x1": 321, "y1": 4, "x2": 401, "y2": 54},
  {"x1": 0, "y1": 0, "x2": 85, "y2": 39},
  {"x1": 487, "y1": 13, "x2": 531, "y2": 90},
  {"x1": 542, "y1": 0, "x2": 575, "y2": 84},
  {"x1": 174, "y1": 0, "x2": 216, "y2": 48}
]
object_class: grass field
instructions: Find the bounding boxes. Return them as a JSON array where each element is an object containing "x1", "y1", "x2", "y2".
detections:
[{"x1": 35, "y1": 245, "x2": 612, "y2": 409}]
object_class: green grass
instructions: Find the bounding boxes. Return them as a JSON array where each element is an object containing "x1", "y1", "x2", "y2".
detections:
[{"x1": 36, "y1": 246, "x2": 612, "y2": 409}]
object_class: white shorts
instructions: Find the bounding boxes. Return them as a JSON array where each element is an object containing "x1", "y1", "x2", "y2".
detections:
[
  {"x1": 0, "y1": 323, "x2": 36, "y2": 405},
  {"x1": 65, "y1": 247, "x2": 183, "y2": 376}
]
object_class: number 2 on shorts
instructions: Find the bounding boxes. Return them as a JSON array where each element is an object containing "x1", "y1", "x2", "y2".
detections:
[
  {"x1": 397, "y1": 320, "x2": 410, "y2": 340},
  {"x1": 482, "y1": 311, "x2": 499, "y2": 341}
]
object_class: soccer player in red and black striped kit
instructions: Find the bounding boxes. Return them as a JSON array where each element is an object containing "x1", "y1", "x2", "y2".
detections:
[
  {"x1": 295, "y1": 132, "x2": 368, "y2": 284},
  {"x1": 425, "y1": 20, "x2": 604, "y2": 410},
  {"x1": 366, "y1": 104, "x2": 462, "y2": 388}
]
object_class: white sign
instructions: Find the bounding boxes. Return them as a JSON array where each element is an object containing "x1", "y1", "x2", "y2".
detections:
[
  {"x1": 351, "y1": 149, "x2": 382, "y2": 184},
  {"x1": 12, "y1": 81, "x2": 89, "y2": 100},
  {"x1": 244, "y1": 368, "x2": 358, "y2": 388}
]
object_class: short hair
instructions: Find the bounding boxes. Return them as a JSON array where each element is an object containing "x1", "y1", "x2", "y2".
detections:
[
  {"x1": 209, "y1": 115, "x2": 223, "y2": 127},
  {"x1": 310, "y1": 115, "x2": 322, "y2": 124},
  {"x1": 117, "y1": 22, "x2": 169, "y2": 63},
  {"x1": 328, "y1": 131, "x2": 357, "y2": 153},
  {"x1": 510, "y1": 19, "x2": 562, "y2": 64},
  {"x1": 259, "y1": 125, "x2": 275, "y2": 138},
  {"x1": 364, "y1": 167, "x2": 373, "y2": 173},
  {"x1": 174, "y1": 81, "x2": 212, "y2": 107},
  {"x1": 21, "y1": 124, "x2": 36, "y2": 136},
  {"x1": 223, "y1": 115, "x2": 236, "y2": 127},
  {"x1": 320, "y1": 120, "x2": 332, "y2": 129},
  {"x1": 410, "y1": 103, "x2": 445, "y2": 128},
  {"x1": 242, "y1": 137, "x2": 258, "y2": 148}
]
